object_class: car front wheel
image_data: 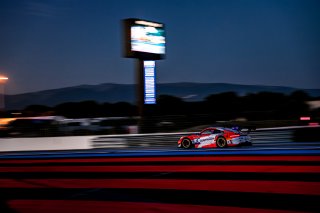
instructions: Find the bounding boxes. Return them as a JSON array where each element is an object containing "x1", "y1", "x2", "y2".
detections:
[{"x1": 181, "y1": 138, "x2": 192, "y2": 149}]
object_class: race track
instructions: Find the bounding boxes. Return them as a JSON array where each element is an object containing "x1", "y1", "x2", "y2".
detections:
[{"x1": 1, "y1": 141, "x2": 320, "y2": 213}]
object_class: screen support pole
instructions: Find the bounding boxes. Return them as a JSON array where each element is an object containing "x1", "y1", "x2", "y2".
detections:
[{"x1": 136, "y1": 59, "x2": 144, "y2": 133}]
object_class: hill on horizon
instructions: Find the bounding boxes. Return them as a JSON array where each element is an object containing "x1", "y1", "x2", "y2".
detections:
[{"x1": 5, "y1": 82, "x2": 320, "y2": 110}]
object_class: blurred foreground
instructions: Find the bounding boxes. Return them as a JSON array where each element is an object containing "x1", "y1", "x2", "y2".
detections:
[{"x1": 1, "y1": 150, "x2": 320, "y2": 213}]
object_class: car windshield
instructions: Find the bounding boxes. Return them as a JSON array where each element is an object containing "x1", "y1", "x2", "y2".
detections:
[{"x1": 201, "y1": 130, "x2": 213, "y2": 135}]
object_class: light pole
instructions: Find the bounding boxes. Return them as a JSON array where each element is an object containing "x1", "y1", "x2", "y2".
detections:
[{"x1": 0, "y1": 76, "x2": 8, "y2": 111}]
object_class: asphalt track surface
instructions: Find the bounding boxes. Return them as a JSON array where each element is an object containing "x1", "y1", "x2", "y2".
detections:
[{"x1": 1, "y1": 141, "x2": 320, "y2": 213}]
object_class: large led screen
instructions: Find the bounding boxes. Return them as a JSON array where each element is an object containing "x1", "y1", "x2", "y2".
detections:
[{"x1": 123, "y1": 19, "x2": 165, "y2": 60}]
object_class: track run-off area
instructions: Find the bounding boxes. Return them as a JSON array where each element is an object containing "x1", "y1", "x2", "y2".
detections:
[{"x1": 1, "y1": 142, "x2": 320, "y2": 213}]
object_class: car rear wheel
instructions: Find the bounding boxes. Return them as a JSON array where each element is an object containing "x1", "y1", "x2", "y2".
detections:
[
  {"x1": 216, "y1": 137, "x2": 227, "y2": 148},
  {"x1": 181, "y1": 138, "x2": 192, "y2": 149}
]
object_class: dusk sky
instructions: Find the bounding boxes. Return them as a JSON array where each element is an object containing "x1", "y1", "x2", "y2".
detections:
[{"x1": 1, "y1": 0, "x2": 319, "y2": 95}]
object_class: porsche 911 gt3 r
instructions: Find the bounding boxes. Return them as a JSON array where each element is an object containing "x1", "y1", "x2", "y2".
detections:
[{"x1": 178, "y1": 127, "x2": 252, "y2": 149}]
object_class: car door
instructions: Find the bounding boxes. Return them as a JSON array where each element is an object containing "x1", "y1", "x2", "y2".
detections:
[{"x1": 197, "y1": 129, "x2": 216, "y2": 147}]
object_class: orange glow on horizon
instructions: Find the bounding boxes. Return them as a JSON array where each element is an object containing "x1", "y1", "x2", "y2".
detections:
[{"x1": 0, "y1": 76, "x2": 8, "y2": 83}]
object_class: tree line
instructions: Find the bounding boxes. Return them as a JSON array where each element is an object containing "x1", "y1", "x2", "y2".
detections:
[{"x1": 5, "y1": 90, "x2": 319, "y2": 123}]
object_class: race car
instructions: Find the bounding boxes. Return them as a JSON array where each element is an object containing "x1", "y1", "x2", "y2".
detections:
[{"x1": 178, "y1": 127, "x2": 253, "y2": 149}]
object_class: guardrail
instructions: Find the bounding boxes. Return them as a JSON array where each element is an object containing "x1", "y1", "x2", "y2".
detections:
[
  {"x1": 1, "y1": 126, "x2": 319, "y2": 152},
  {"x1": 91, "y1": 126, "x2": 319, "y2": 149},
  {"x1": 250, "y1": 129, "x2": 293, "y2": 144}
]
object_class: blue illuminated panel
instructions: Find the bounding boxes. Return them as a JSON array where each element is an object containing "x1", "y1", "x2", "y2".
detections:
[{"x1": 144, "y1": 61, "x2": 156, "y2": 104}]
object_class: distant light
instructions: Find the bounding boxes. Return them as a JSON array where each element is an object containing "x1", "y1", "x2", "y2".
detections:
[
  {"x1": 300, "y1": 116, "x2": 311, "y2": 121},
  {"x1": 0, "y1": 76, "x2": 8, "y2": 80},
  {"x1": 309, "y1": 122, "x2": 319, "y2": 126},
  {"x1": 0, "y1": 118, "x2": 16, "y2": 126}
]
